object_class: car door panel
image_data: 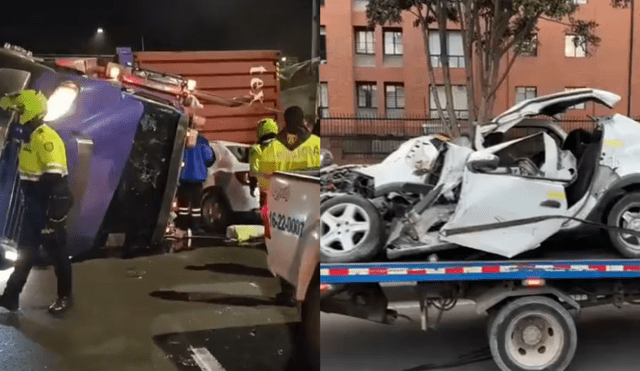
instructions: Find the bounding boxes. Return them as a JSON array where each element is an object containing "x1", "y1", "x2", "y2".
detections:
[{"x1": 441, "y1": 134, "x2": 569, "y2": 258}]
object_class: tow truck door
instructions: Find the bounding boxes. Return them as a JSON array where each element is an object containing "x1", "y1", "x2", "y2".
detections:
[
  {"x1": 265, "y1": 171, "x2": 320, "y2": 282},
  {"x1": 440, "y1": 133, "x2": 569, "y2": 258},
  {"x1": 0, "y1": 69, "x2": 31, "y2": 242}
]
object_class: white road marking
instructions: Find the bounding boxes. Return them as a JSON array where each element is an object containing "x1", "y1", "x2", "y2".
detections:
[{"x1": 190, "y1": 346, "x2": 227, "y2": 371}]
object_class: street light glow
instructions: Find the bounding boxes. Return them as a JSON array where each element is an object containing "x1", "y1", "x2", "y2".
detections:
[
  {"x1": 97, "y1": 28, "x2": 104, "y2": 34},
  {"x1": 282, "y1": 57, "x2": 287, "y2": 62}
]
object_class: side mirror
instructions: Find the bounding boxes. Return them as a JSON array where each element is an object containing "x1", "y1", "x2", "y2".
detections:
[{"x1": 467, "y1": 152, "x2": 500, "y2": 172}]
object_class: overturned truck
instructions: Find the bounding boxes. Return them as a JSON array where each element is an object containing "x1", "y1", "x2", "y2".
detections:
[{"x1": 0, "y1": 44, "x2": 249, "y2": 260}]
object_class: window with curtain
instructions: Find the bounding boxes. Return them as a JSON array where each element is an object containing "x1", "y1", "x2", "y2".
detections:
[
  {"x1": 357, "y1": 83, "x2": 377, "y2": 108},
  {"x1": 429, "y1": 85, "x2": 468, "y2": 119},
  {"x1": 515, "y1": 87, "x2": 537, "y2": 104},
  {"x1": 384, "y1": 30, "x2": 403, "y2": 55},
  {"x1": 355, "y1": 28, "x2": 375, "y2": 55},
  {"x1": 428, "y1": 31, "x2": 465, "y2": 68}
]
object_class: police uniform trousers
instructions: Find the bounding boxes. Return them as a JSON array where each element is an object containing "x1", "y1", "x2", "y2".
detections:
[
  {"x1": 176, "y1": 181, "x2": 204, "y2": 230},
  {"x1": 4, "y1": 182, "x2": 72, "y2": 300}
]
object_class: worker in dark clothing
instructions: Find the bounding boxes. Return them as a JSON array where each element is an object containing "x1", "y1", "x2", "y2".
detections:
[
  {"x1": 176, "y1": 133, "x2": 215, "y2": 236},
  {"x1": 0, "y1": 90, "x2": 74, "y2": 314}
]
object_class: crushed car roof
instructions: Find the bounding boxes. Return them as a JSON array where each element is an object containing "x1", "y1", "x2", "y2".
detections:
[{"x1": 479, "y1": 88, "x2": 621, "y2": 136}]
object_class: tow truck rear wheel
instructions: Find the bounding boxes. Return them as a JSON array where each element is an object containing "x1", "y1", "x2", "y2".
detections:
[{"x1": 489, "y1": 296, "x2": 577, "y2": 371}]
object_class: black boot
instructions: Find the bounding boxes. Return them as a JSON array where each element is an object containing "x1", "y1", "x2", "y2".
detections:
[
  {"x1": 0, "y1": 293, "x2": 19, "y2": 311},
  {"x1": 48, "y1": 296, "x2": 73, "y2": 315}
]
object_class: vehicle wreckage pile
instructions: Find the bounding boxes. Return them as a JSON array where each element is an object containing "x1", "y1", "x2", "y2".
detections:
[{"x1": 320, "y1": 88, "x2": 640, "y2": 263}]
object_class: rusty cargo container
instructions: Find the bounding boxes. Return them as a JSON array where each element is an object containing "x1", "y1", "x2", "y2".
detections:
[{"x1": 135, "y1": 50, "x2": 282, "y2": 143}]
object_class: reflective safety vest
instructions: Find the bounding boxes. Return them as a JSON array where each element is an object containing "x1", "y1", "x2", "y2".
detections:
[
  {"x1": 18, "y1": 124, "x2": 68, "y2": 182},
  {"x1": 256, "y1": 134, "x2": 321, "y2": 192}
]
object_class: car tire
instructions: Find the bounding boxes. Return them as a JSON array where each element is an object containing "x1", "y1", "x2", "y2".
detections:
[
  {"x1": 489, "y1": 296, "x2": 577, "y2": 371},
  {"x1": 320, "y1": 195, "x2": 383, "y2": 263},
  {"x1": 202, "y1": 192, "x2": 231, "y2": 234},
  {"x1": 301, "y1": 267, "x2": 320, "y2": 371},
  {"x1": 607, "y1": 192, "x2": 640, "y2": 258}
]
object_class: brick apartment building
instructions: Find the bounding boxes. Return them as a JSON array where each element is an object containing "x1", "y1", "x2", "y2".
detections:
[{"x1": 320, "y1": 0, "x2": 640, "y2": 163}]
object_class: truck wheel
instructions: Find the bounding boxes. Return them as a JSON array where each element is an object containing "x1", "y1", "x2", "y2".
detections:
[
  {"x1": 607, "y1": 192, "x2": 640, "y2": 258},
  {"x1": 489, "y1": 296, "x2": 577, "y2": 371},
  {"x1": 320, "y1": 195, "x2": 383, "y2": 263},
  {"x1": 301, "y1": 267, "x2": 320, "y2": 371}
]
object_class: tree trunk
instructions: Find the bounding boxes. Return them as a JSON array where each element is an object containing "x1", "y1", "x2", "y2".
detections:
[
  {"x1": 437, "y1": 0, "x2": 460, "y2": 137},
  {"x1": 458, "y1": 0, "x2": 476, "y2": 136},
  {"x1": 417, "y1": 5, "x2": 454, "y2": 137}
]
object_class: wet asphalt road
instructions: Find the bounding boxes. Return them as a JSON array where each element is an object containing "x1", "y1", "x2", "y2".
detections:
[{"x1": 0, "y1": 243, "x2": 308, "y2": 371}]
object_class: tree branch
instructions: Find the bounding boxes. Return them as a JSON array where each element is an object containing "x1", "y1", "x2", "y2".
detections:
[
  {"x1": 486, "y1": 48, "x2": 519, "y2": 100},
  {"x1": 501, "y1": 12, "x2": 541, "y2": 57}
]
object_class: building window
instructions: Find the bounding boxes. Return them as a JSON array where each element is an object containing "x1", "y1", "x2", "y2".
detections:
[
  {"x1": 385, "y1": 84, "x2": 405, "y2": 109},
  {"x1": 565, "y1": 87, "x2": 587, "y2": 109},
  {"x1": 357, "y1": 83, "x2": 377, "y2": 108},
  {"x1": 565, "y1": 35, "x2": 586, "y2": 58},
  {"x1": 429, "y1": 85, "x2": 468, "y2": 119},
  {"x1": 429, "y1": 31, "x2": 465, "y2": 68},
  {"x1": 319, "y1": 83, "x2": 329, "y2": 118},
  {"x1": 572, "y1": 0, "x2": 587, "y2": 4},
  {"x1": 355, "y1": 28, "x2": 375, "y2": 55},
  {"x1": 384, "y1": 29, "x2": 403, "y2": 55},
  {"x1": 518, "y1": 34, "x2": 538, "y2": 57},
  {"x1": 320, "y1": 26, "x2": 327, "y2": 63},
  {"x1": 515, "y1": 87, "x2": 537, "y2": 105}
]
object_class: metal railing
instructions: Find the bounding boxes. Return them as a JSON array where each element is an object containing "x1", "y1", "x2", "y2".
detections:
[{"x1": 321, "y1": 114, "x2": 629, "y2": 158}]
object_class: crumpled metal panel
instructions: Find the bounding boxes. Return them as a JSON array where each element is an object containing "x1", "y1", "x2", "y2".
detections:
[
  {"x1": 441, "y1": 166, "x2": 569, "y2": 258},
  {"x1": 354, "y1": 136, "x2": 439, "y2": 189}
]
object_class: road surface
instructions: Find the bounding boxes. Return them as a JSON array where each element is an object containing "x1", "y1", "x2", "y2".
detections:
[
  {"x1": 321, "y1": 299, "x2": 640, "y2": 371},
  {"x1": 0, "y1": 243, "x2": 310, "y2": 371}
]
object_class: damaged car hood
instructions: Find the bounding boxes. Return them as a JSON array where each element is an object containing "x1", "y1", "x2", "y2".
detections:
[
  {"x1": 479, "y1": 88, "x2": 621, "y2": 138},
  {"x1": 354, "y1": 135, "x2": 446, "y2": 187}
]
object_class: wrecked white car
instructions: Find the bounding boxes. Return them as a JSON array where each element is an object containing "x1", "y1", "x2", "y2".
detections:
[{"x1": 321, "y1": 88, "x2": 640, "y2": 262}]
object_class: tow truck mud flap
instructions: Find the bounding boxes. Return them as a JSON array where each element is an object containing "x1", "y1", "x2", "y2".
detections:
[{"x1": 321, "y1": 283, "x2": 395, "y2": 324}]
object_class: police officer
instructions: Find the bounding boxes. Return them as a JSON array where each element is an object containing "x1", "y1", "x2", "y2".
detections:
[
  {"x1": 0, "y1": 90, "x2": 74, "y2": 314},
  {"x1": 249, "y1": 118, "x2": 279, "y2": 206},
  {"x1": 259, "y1": 106, "x2": 321, "y2": 179}
]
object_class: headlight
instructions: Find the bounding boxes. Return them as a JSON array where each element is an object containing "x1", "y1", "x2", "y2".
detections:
[
  {"x1": 44, "y1": 82, "x2": 78, "y2": 122},
  {"x1": 4, "y1": 249, "x2": 17, "y2": 262}
]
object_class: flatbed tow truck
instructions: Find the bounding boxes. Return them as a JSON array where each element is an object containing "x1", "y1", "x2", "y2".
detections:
[{"x1": 320, "y1": 244, "x2": 640, "y2": 371}]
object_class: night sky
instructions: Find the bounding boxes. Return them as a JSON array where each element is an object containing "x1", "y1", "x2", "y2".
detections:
[{"x1": 0, "y1": 0, "x2": 313, "y2": 60}]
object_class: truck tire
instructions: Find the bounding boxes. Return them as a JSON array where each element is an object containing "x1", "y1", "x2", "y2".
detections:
[
  {"x1": 607, "y1": 192, "x2": 640, "y2": 258},
  {"x1": 301, "y1": 266, "x2": 320, "y2": 371},
  {"x1": 320, "y1": 195, "x2": 383, "y2": 263},
  {"x1": 489, "y1": 296, "x2": 577, "y2": 371}
]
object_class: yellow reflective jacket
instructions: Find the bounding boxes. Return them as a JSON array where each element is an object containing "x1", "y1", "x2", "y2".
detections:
[
  {"x1": 256, "y1": 134, "x2": 320, "y2": 191},
  {"x1": 19, "y1": 124, "x2": 68, "y2": 182}
]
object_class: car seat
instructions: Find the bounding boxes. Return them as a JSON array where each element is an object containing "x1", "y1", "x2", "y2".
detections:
[
  {"x1": 562, "y1": 129, "x2": 593, "y2": 160},
  {"x1": 564, "y1": 132, "x2": 601, "y2": 207}
]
